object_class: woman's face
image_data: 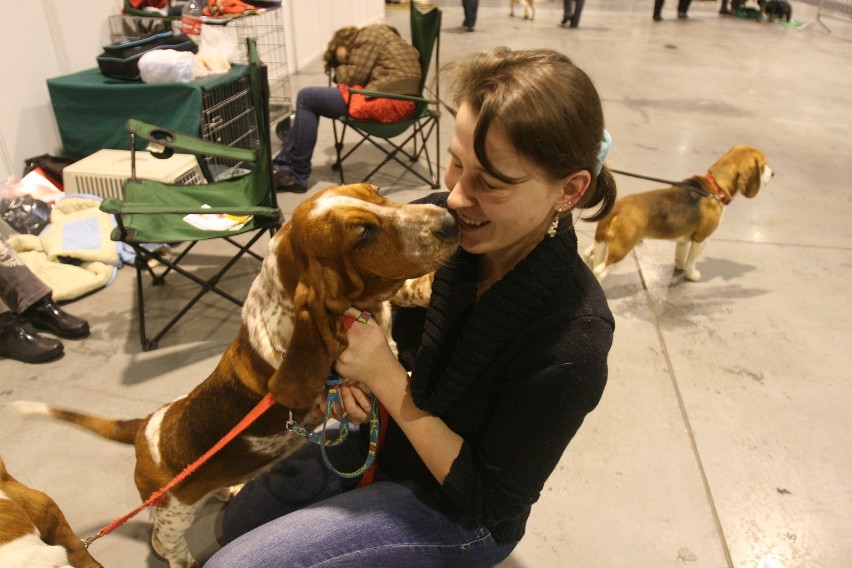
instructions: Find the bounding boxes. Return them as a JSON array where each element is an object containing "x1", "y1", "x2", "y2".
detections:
[{"x1": 445, "y1": 103, "x2": 564, "y2": 263}]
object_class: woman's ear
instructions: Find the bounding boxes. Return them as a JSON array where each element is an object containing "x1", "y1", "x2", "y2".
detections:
[{"x1": 558, "y1": 170, "x2": 591, "y2": 210}]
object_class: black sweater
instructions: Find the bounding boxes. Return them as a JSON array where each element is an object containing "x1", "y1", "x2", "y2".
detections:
[{"x1": 378, "y1": 192, "x2": 615, "y2": 545}]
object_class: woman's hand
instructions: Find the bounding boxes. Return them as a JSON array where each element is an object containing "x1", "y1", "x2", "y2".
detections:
[
  {"x1": 334, "y1": 308, "x2": 403, "y2": 392},
  {"x1": 311, "y1": 382, "x2": 373, "y2": 424}
]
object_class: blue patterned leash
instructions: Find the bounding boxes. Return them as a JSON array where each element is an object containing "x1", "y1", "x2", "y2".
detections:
[
  {"x1": 286, "y1": 312, "x2": 381, "y2": 478},
  {"x1": 287, "y1": 373, "x2": 380, "y2": 478}
]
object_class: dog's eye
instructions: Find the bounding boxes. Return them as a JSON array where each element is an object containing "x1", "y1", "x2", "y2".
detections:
[{"x1": 352, "y1": 222, "x2": 378, "y2": 246}]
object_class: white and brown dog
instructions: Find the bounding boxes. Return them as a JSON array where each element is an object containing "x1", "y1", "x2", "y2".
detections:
[
  {"x1": 584, "y1": 145, "x2": 773, "y2": 282},
  {"x1": 510, "y1": 0, "x2": 535, "y2": 20},
  {"x1": 11, "y1": 184, "x2": 459, "y2": 568},
  {"x1": 0, "y1": 456, "x2": 103, "y2": 568}
]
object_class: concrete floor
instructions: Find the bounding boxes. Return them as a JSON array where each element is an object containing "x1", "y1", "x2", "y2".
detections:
[{"x1": 2, "y1": 1, "x2": 851, "y2": 566}]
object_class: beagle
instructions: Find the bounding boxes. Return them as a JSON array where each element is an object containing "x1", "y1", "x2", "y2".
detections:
[
  {"x1": 510, "y1": 0, "x2": 535, "y2": 20},
  {"x1": 584, "y1": 145, "x2": 773, "y2": 282},
  {"x1": 0, "y1": 456, "x2": 103, "y2": 568},
  {"x1": 12, "y1": 184, "x2": 459, "y2": 568}
]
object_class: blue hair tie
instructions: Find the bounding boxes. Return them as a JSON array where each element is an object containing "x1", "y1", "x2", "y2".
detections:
[{"x1": 595, "y1": 129, "x2": 611, "y2": 176}]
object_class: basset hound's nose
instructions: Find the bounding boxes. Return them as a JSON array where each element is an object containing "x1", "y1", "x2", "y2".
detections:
[{"x1": 437, "y1": 211, "x2": 459, "y2": 239}]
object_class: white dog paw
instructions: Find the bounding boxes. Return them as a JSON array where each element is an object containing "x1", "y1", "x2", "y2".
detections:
[{"x1": 684, "y1": 268, "x2": 702, "y2": 282}]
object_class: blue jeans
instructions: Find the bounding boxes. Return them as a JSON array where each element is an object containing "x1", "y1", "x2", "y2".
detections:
[
  {"x1": 273, "y1": 86, "x2": 348, "y2": 186},
  {"x1": 206, "y1": 428, "x2": 516, "y2": 567}
]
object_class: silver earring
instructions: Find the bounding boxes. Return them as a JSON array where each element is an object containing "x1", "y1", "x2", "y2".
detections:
[{"x1": 547, "y1": 208, "x2": 561, "y2": 238}]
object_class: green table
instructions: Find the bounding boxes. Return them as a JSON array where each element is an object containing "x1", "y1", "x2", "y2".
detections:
[{"x1": 47, "y1": 65, "x2": 248, "y2": 159}]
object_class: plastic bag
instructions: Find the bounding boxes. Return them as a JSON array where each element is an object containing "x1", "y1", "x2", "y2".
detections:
[
  {"x1": 0, "y1": 195, "x2": 52, "y2": 235},
  {"x1": 139, "y1": 49, "x2": 196, "y2": 83},
  {"x1": 193, "y1": 25, "x2": 237, "y2": 77}
]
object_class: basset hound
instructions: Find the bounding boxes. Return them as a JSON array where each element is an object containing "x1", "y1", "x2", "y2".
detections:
[
  {"x1": 584, "y1": 145, "x2": 773, "y2": 282},
  {"x1": 0, "y1": 456, "x2": 103, "y2": 568},
  {"x1": 12, "y1": 183, "x2": 459, "y2": 568}
]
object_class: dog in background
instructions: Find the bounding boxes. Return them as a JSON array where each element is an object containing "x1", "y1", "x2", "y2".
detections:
[
  {"x1": 0, "y1": 455, "x2": 102, "y2": 568},
  {"x1": 12, "y1": 184, "x2": 459, "y2": 568},
  {"x1": 510, "y1": 0, "x2": 535, "y2": 20},
  {"x1": 584, "y1": 145, "x2": 773, "y2": 282},
  {"x1": 763, "y1": 0, "x2": 792, "y2": 21}
]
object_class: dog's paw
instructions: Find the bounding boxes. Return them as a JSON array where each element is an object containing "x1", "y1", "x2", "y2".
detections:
[
  {"x1": 684, "y1": 268, "x2": 702, "y2": 282},
  {"x1": 212, "y1": 485, "x2": 243, "y2": 502},
  {"x1": 592, "y1": 264, "x2": 609, "y2": 282}
]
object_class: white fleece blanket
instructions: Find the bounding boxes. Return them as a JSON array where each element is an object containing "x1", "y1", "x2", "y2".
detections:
[{"x1": 7, "y1": 196, "x2": 118, "y2": 301}]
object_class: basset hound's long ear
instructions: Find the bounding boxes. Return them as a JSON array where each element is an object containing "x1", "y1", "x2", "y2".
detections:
[
  {"x1": 267, "y1": 260, "x2": 350, "y2": 411},
  {"x1": 740, "y1": 158, "x2": 762, "y2": 198}
]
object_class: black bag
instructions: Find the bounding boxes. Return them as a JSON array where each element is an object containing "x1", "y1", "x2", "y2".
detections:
[
  {"x1": 97, "y1": 31, "x2": 198, "y2": 81},
  {"x1": 0, "y1": 196, "x2": 52, "y2": 236},
  {"x1": 23, "y1": 154, "x2": 78, "y2": 189}
]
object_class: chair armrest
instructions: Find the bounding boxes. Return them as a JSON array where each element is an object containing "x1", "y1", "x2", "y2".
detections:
[
  {"x1": 126, "y1": 118, "x2": 257, "y2": 163},
  {"x1": 100, "y1": 198, "x2": 281, "y2": 219},
  {"x1": 347, "y1": 88, "x2": 431, "y2": 104}
]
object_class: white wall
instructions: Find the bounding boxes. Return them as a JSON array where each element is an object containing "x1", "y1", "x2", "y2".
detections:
[
  {"x1": 285, "y1": 0, "x2": 385, "y2": 72},
  {"x1": 0, "y1": 0, "x2": 384, "y2": 180}
]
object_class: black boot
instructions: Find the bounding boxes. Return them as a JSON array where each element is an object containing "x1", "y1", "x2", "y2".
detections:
[
  {"x1": 23, "y1": 298, "x2": 90, "y2": 339},
  {"x1": 0, "y1": 313, "x2": 64, "y2": 364}
]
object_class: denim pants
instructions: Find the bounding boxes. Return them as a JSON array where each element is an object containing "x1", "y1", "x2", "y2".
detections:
[
  {"x1": 206, "y1": 427, "x2": 516, "y2": 567},
  {"x1": 273, "y1": 86, "x2": 348, "y2": 187},
  {"x1": 0, "y1": 238, "x2": 51, "y2": 316}
]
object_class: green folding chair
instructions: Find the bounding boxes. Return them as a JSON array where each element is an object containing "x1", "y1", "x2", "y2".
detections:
[
  {"x1": 100, "y1": 38, "x2": 282, "y2": 351},
  {"x1": 331, "y1": 2, "x2": 442, "y2": 189}
]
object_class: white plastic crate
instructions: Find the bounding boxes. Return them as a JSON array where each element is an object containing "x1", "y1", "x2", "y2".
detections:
[{"x1": 63, "y1": 149, "x2": 205, "y2": 200}]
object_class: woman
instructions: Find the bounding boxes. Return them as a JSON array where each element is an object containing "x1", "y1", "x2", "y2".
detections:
[
  {"x1": 273, "y1": 24, "x2": 421, "y2": 193},
  {"x1": 208, "y1": 47, "x2": 616, "y2": 567}
]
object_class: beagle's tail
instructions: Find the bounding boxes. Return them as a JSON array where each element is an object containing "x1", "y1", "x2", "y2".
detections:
[{"x1": 9, "y1": 401, "x2": 141, "y2": 445}]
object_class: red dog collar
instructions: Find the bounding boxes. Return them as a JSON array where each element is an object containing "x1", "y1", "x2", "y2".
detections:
[{"x1": 705, "y1": 172, "x2": 731, "y2": 205}]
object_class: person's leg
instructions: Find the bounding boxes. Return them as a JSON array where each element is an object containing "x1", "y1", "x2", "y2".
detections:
[
  {"x1": 570, "y1": 0, "x2": 585, "y2": 26},
  {"x1": 461, "y1": 0, "x2": 479, "y2": 29},
  {"x1": 562, "y1": 0, "x2": 574, "y2": 23},
  {"x1": 221, "y1": 425, "x2": 369, "y2": 542},
  {"x1": 677, "y1": 0, "x2": 692, "y2": 15},
  {"x1": 209, "y1": 479, "x2": 516, "y2": 568},
  {"x1": 0, "y1": 238, "x2": 88, "y2": 339},
  {"x1": 0, "y1": 239, "x2": 52, "y2": 313},
  {"x1": 0, "y1": 241, "x2": 64, "y2": 362},
  {"x1": 273, "y1": 86, "x2": 348, "y2": 187},
  {"x1": 653, "y1": 0, "x2": 665, "y2": 19}
]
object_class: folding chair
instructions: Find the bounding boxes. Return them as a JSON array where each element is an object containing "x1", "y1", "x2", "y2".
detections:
[
  {"x1": 331, "y1": 2, "x2": 442, "y2": 189},
  {"x1": 100, "y1": 38, "x2": 282, "y2": 351}
]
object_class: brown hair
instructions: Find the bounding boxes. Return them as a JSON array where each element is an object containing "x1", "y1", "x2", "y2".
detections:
[
  {"x1": 449, "y1": 47, "x2": 616, "y2": 221},
  {"x1": 323, "y1": 26, "x2": 359, "y2": 74}
]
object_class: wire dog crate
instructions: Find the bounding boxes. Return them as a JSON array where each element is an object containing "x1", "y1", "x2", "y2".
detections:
[
  {"x1": 108, "y1": 8, "x2": 292, "y2": 124},
  {"x1": 209, "y1": 9, "x2": 292, "y2": 124},
  {"x1": 200, "y1": 72, "x2": 260, "y2": 179}
]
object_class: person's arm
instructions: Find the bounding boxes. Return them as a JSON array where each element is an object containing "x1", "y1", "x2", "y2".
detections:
[
  {"x1": 334, "y1": 310, "x2": 462, "y2": 484},
  {"x1": 338, "y1": 306, "x2": 612, "y2": 528},
  {"x1": 332, "y1": 29, "x2": 381, "y2": 87}
]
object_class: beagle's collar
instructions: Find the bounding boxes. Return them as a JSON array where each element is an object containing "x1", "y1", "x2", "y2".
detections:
[{"x1": 705, "y1": 172, "x2": 731, "y2": 205}]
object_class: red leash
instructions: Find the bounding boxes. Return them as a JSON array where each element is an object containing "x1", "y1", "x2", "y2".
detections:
[
  {"x1": 84, "y1": 392, "x2": 277, "y2": 547},
  {"x1": 84, "y1": 313, "x2": 387, "y2": 547}
]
